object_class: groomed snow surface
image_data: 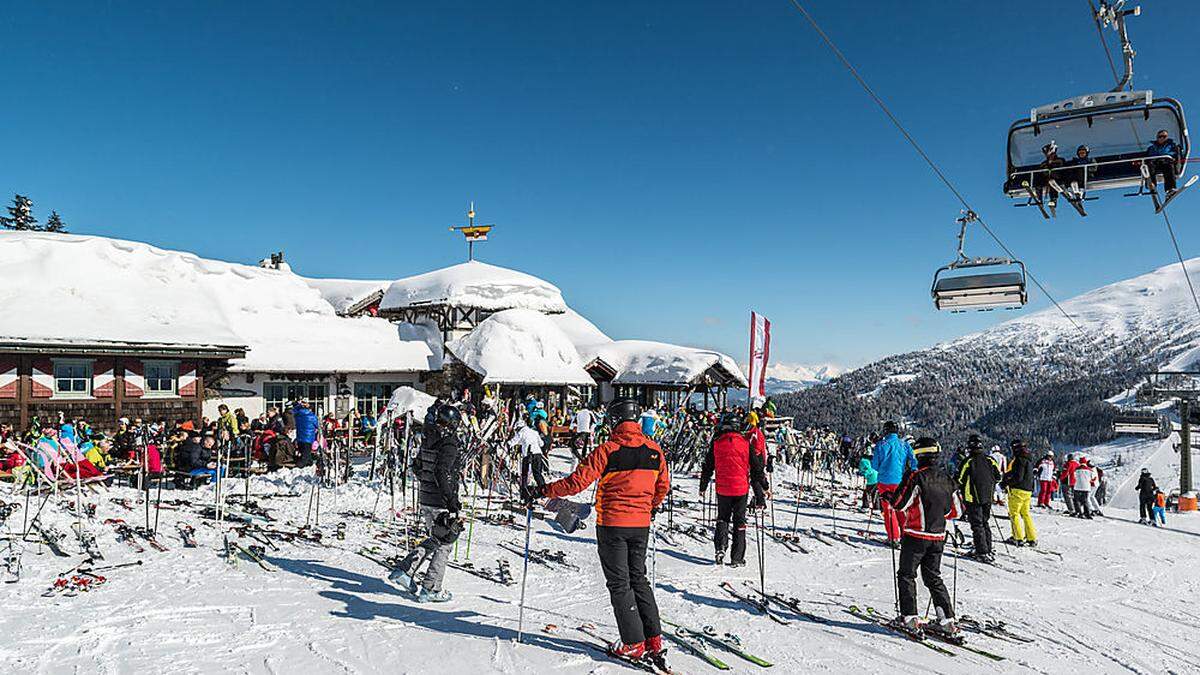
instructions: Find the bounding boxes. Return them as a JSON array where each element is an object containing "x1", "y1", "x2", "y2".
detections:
[{"x1": 3, "y1": 437, "x2": 1197, "y2": 674}]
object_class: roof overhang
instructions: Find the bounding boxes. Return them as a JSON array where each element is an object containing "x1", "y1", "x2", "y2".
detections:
[{"x1": 0, "y1": 339, "x2": 246, "y2": 359}]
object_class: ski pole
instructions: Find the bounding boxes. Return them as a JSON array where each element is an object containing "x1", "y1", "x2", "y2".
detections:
[
  {"x1": 756, "y1": 507, "x2": 766, "y2": 600},
  {"x1": 83, "y1": 559, "x2": 143, "y2": 573},
  {"x1": 991, "y1": 506, "x2": 1011, "y2": 556},
  {"x1": 464, "y1": 460, "x2": 480, "y2": 560},
  {"x1": 951, "y1": 525, "x2": 960, "y2": 614},
  {"x1": 516, "y1": 499, "x2": 534, "y2": 644},
  {"x1": 890, "y1": 531, "x2": 899, "y2": 616}
]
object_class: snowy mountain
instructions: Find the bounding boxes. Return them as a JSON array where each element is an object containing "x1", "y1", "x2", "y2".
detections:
[
  {"x1": 761, "y1": 362, "x2": 844, "y2": 394},
  {"x1": 777, "y1": 258, "x2": 1200, "y2": 448}
]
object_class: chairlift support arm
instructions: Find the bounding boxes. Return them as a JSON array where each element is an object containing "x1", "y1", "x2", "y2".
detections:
[{"x1": 1095, "y1": 1, "x2": 1141, "y2": 93}]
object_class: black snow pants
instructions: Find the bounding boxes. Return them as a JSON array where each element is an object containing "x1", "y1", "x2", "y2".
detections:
[
  {"x1": 897, "y1": 536, "x2": 954, "y2": 619},
  {"x1": 966, "y1": 502, "x2": 993, "y2": 556},
  {"x1": 1139, "y1": 495, "x2": 1155, "y2": 521},
  {"x1": 597, "y1": 525, "x2": 662, "y2": 645},
  {"x1": 714, "y1": 494, "x2": 748, "y2": 563}
]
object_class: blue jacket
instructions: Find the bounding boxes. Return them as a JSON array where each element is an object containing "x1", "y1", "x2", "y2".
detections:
[
  {"x1": 293, "y1": 405, "x2": 319, "y2": 444},
  {"x1": 871, "y1": 433, "x2": 916, "y2": 486},
  {"x1": 1146, "y1": 139, "x2": 1180, "y2": 160}
]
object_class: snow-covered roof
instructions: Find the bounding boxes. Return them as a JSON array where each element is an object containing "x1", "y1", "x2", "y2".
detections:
[
  {"x1": 446, "y1": 308, "x2": 594, "y2": 386},
  {"x1": 0, "y1": 231, "x2": 434, "y2": 374},
  {"x1": 583, "y1": 340, "x2": 748, "y2": 387},
  {"x1": 548, "y1": 308, "x2": 612, "y2": 349},
  {"x1": 300, "y1": 277, "x2": 388, "y2": 315},
  {"x1": 379, "y1": 260, "x2": 567, "y2": 314}
]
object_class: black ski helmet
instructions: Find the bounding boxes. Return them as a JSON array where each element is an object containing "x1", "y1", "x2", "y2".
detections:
[
  {"x1": 967, "y1": 434, "x2": 982, "y2": 449},
  {"x1": 883, "y1": 421, "x2": 898, "y2": 435},
  {"x1": 436, "y1": 405, "x2": 461, "y2": 431},
  {"x1": 717, "y1": 413, "x2": 740, "y2": 434},
  {"x1": 607, "y1": 398, "x2": 641, "y2": 425},
  {"x1": 913, "y1": 437, "x2": 940, "y2": 458}
]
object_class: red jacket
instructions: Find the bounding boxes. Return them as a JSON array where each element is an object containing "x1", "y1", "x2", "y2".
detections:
[
  {"x1": 746, "y1": 427, "x2": 766, "y2": 459},
  {"x1": 700, "y1": 432, "x2": 767, "y2": 498},
  {"x1": 544, "y1": 421, "x2": 669, "y2": 528},
  {"x1": 1060, "y1": 459, "x2": 1080, "y2": 487}
]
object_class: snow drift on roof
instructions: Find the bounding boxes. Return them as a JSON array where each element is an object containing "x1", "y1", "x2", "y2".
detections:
[
  {"x1": 446, "y1": 308, "x2": 594, "y2": 386},
  {"x1": 379, "y1": 261, "x2": 567, "y2": 314},
  {"x1": 382, "y1": 385, "x2": 437, "y2": 420},
  {"x1": 300, "y1": 277, "x2": 388, "y2": 315},
  {"x1": 584, "y1": 340, "x2": 748, "y2": 387},
  {"x1": 548, "y1": 308, "x2": 612, "y2": 349},
  {"x1": 0, "y1": 231, "x2": 433, "y2": 373}
]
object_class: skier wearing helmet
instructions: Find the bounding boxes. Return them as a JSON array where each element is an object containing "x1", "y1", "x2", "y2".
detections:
[
  {"x1": 524, "y1": 397, "x2": 670, "y2": 669},
  {"x1": 700, "y1": 412, "x2": 768, "y2": 567},
  {"x1": 389, "y1": 404, "x2": 463, "y2": 603}
]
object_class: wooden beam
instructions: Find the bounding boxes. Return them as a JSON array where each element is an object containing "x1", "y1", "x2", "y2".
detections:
[{"x1": 18, "y1": 354, "x2": 30, "y2": 431}]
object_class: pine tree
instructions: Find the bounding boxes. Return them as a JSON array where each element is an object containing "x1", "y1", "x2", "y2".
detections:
[
  {"x1": 0, "y1": 194, "x2": 38, "y2": 230},
  {"x1": 43, "y1": 210, "x2": 67, "y2": 233}
]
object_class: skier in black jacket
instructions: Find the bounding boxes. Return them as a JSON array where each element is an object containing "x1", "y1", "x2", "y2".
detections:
[
  {"x1": 390, "y1": 405, "x2": 463, "y2": 603},
  {"x1": 889, "y1": 437, "x2": 964, "y2": 636},
  {"x1": 1001, "y1": 440, "x2": 1038, "y2": 547},
  {"x1": 1136, "y1": 468, "x2": 1159, "y2": 524},
  {"x1": 956, "y1": 435, "x2": 1001, "y2": 563}
]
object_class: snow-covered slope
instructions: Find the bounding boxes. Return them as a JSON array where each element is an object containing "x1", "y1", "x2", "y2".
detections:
[
  {"x1": 779, "y1": 258, "x2": 1200, "y2": 447},
  {"x1": 3, "y1": 447, "x2": 1196, "y2": 674}
]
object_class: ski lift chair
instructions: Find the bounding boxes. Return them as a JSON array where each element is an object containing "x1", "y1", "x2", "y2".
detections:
[
  {"x1": 1003, "y1": 5, "x2": 1190, "y2": 208},
  {"x1": 931, "y1": 211, "x2": 1028, "y2": 312},
  {"x1": 1004, "y1": 92, "x2": 1190, "y2": 200},
  {"x1": 1112, "y1": 412, "x2": 1163, "y2": 436}
]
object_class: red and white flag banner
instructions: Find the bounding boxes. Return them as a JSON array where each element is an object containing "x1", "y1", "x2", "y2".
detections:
[{"x1": 747, "y1": 311, "x2": 771, "y2": 402}]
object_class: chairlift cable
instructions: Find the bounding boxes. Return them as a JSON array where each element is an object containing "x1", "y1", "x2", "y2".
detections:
[
  {"x1": 1161, "y1": 210, "x2": 1200, "y2": 316},
  {"x1": 784, "y1": 0, "x2": 1083, "y2": 332},
  {"x1": 1087, "y1": 0, "x2": 1123, "y2": 90}
]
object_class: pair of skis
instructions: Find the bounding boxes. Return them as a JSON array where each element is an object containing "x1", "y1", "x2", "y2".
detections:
[
  {"x1": 447, "y1": 559, "x2": 514, "y2": 586},
  {"x1": 661, "y1": 618, "x2": 773, "y2": 668},
  {"x1": 847, "y1": 605, "x2": 1005, "y2": 661},
  {"x1": 573, "y1": 623, "x2": 674, "y2": 674}
]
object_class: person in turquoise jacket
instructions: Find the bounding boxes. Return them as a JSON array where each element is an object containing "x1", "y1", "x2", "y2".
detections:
[
  {"x1": 871, "y1": 422, "x2": 916, "y2": 544},
  {"x1": 857, "y1": 453, "x2": 879, "y2": 509}
]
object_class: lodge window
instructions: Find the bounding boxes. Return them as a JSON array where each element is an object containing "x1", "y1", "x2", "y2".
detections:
[
  {"x1": 54, "y1": 360, "x2": 92, "y2": 397},
  {"x1": 354, "y1": 382, "x2": 400, "y2": 416},
  {"x1": 264, "y1": 382, "x2": 328, "y2": 417},
  {"x1": 144, "y1": 360, "x2": 178, "y2": 396}
]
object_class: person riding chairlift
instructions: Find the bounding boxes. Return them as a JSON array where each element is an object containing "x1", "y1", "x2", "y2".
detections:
[
  {"x1": 1065, "y1": 144, "x2": 1097, "y2": 200},
  {"x1": 1142, "y1": 129, "x2": 1182, "y2": 195},
  {"x1": 1035, "y1": 141, "x2": 1066, "y2": 212}
]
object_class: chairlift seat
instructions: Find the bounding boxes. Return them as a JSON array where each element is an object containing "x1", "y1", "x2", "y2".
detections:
[{"x1": 932, "y1": 271, "x2": 1027, "y2": 311}]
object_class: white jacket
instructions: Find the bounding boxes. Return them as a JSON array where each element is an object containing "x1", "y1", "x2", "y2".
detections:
[
  {"x1": 572, "y1": 409, "x2": 595, "y2": 435},
  {"x1": 1073, "y1": 466, "x2": 1095, "y2": 491},
  {"x1": 1037, "y1": 459, "x2": 1055, "y2": 482},
  {"x1": 509, "y1": 425, "x2": 544, "y2": 458}
]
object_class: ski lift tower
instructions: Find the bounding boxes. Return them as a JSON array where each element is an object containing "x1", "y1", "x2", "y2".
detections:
[
  {"x1": 449, "y1": 202, "x2": 494, "y2": 262},
  {"x1": 1142, "y1": 370, "x2": 1200, "y2": 511}
]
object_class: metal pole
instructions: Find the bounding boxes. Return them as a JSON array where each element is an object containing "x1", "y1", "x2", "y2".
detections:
[{"x1": 1181, "y1": 399, "x2": 1193, "y2": 494}]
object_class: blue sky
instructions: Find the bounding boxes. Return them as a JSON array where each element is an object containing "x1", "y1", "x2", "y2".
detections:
[{"x1": 3, "y1": 1, "x2": 1199, "y2": 369}]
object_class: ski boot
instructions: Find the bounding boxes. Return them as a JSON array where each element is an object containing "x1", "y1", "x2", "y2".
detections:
[
  {"x1": 1003, "y1": 537, "x2": 1023, "y2": 547},
  {"x1": 728, "y1": 559, "x2": 746, "y2": 568},
  {"x1": 715, "y1": 551, "x2": 724, "y2": 566},
  {"x1": 927, "y1": 617, "x2": 964, "y2": 644},
  {"x1": 388, "y1": 566, "x2": 418, "y2": 593},
  {"x1": 608, "y1": 639, "x2": 646, "y2": 660},
  {"x1": 416, "y1": 588, "x2": 453, "y2": 603},
  {"x1": 645, "y1": 634, "x2": 664, "y2": 655},
  {"x1": 1025, "y1": 540, "x2": 1037, "y2": 548},
  {"x1": 891, "y1": 615, "x2": 925, "y2": 637}
]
